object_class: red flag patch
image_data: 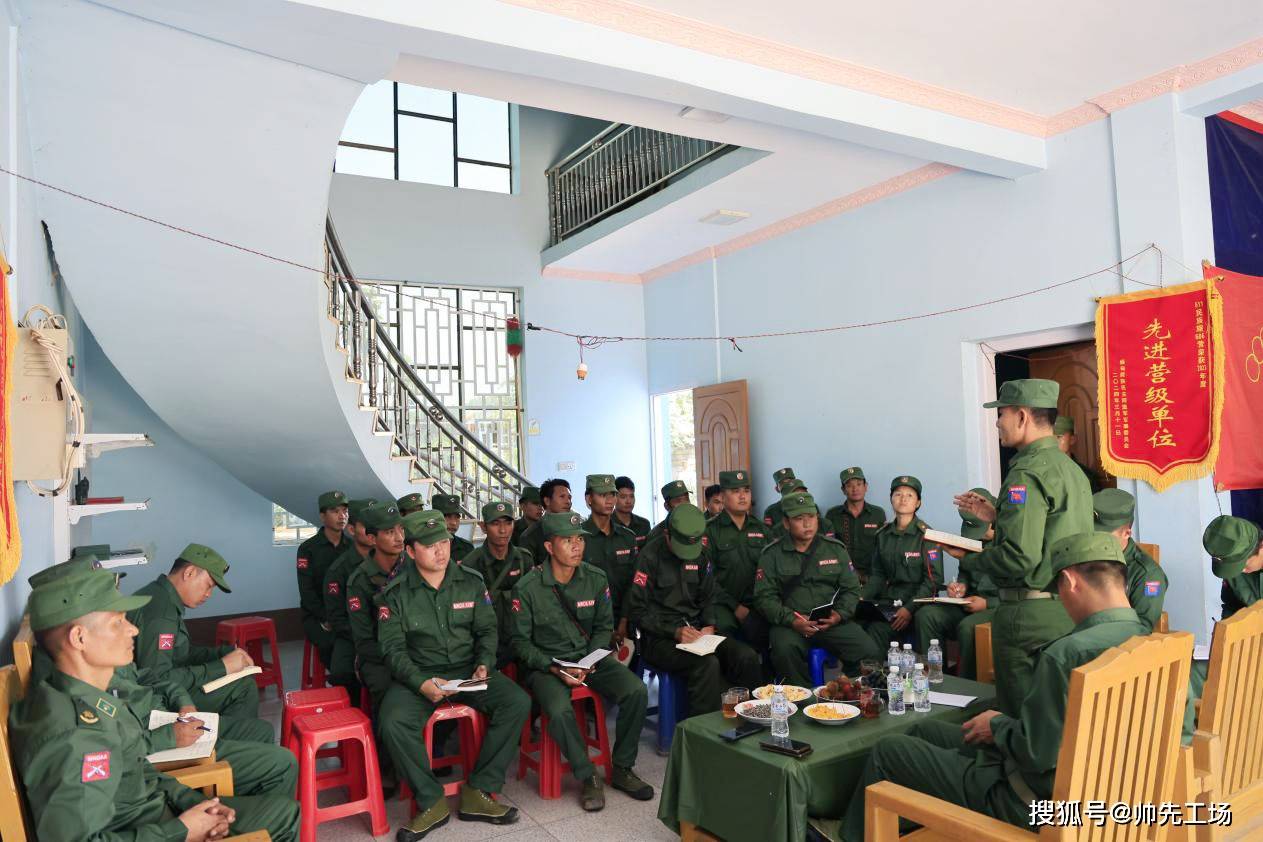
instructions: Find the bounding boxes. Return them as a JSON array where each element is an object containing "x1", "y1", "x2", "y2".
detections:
[
  {"x1": 1008, "y1": 486, "x2": 1027, "y2": 505},
  {"x1": 81, "y1": 751, "x2": 110, "y2": 782},
  {"x1": 157, "y1": 633, "x2": 174, "y2": 651},
  {"x1": 348, "y1": 596, "x2": 362, "y2": 612}
]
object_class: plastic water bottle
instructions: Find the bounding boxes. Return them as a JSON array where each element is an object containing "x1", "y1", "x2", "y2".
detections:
[
  {"x1": 888, "y1": 667, "x2": 905, "y2": 715},
  {"x1": 886, "y1": 641, "x2": 900, "y2": 671},
  {"x1": 913, "y1": 664, "x2": 931, "y2": 712},
  {"x1": 927, "y1": 639, "x2": 945, "y2": 684},
  {"x1": 901, "y1": 643, "x2": 915, "y2": 674},
  {"x1": 770, "y1": 683, "x2": 791, "y2": 741}
]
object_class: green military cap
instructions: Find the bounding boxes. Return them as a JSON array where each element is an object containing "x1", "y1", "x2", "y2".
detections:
[
  {"x1": 178, "y1": 544, "x2": 232, "y2": 593},
  {"x1": 1203, "y1": 515, "x2": 1261, "y2": 579},
  {"x1": 361, "y1": 502, "x2": 403, "y2": 531},
  {"x1": 396, "y1": 493, "x2": 424, "y2": 513},
  {"x1": 661, "y1": 480, "x2": 691, "y2": 501},
  {"x1": 839, "y1": 467, "x2": 866, "y2": 484},
  {"x1": 890, "y1": 475, "x2": 923, "y2": 496},
  {"x1": 542, "y1": 511, "x2": 589, "y2": 539},
  {"x1": 1053, "y1": 416, "x2": 1075, "y2": 436},
  {"x1": 347, "y1": 498, "x2": 379, "y2": 524},
  {"x1": 403, "y1": 510, "x2": 450, "y2": 546},
  {"x1": 318, "y1": 490, "x2": 348, "y2": 511},
  {"x1": 481, "y1": 500, "x2": 514, "y2": 523},
  {"x1": 586, "y1": 474, "x2": 617, "y2": 494},
  {"x1": 1092, "y1": 488, "x2": 1135, "y2": 532},
  {"x1": 781, "y1": 491, "x2": 818, "y2": 519},
  {"x1": 28, "y1": 554, "x2": 113, "y2": 589},
  {"x1": 71, "y1": 544, "x2": 111, "y2": 559},
  {"x1": 718, "y1": 470, "x2": 751, "y2": 490},
  {"x1": 519, "y1": 486, "x2": 542, "y2": 505},
  {"x1": 29, "y1": 569, "x2": 151, "y2": 631},
  {"x1": 772, "y1": 467, "x2": 796, "y2": 485},
  {"x1": 983, "y1": 378, "x2": 1060, "y2": 410},
  {"x1": 777, "y1": 476, "x2": 806, "y2": 494},
  {"x1": 957, "y1": 487, "x2": 997, "y2": 539},
  {"x1": 431, "y1": 494, "x2": 462, "y2": 516},
  {"x1": 1046, "y1": 532, "x2": 1126, "y2": 589},
  {"x1": 667, "y1": 503, "x2": 707, "y2": 560}
]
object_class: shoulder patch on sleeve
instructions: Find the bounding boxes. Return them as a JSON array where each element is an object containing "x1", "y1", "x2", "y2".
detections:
[
  {"x1": 157, "y1": 633, "x2": 174, "y2": 651},
  {"x1": 81, "y1": 751, "x2": 111, "y2": 782},
  {"x1": 1007, "y1": 485, "x2": 1027, "y2": 504},
  {"x1": 377, "y1": 605, "x2": 391, "y2": 621}
]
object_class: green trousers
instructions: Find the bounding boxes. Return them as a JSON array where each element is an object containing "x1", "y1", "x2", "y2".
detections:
[
  {"x1": 378, "y1": 668, "x2": 530, "y2": 810},
  {"x1": 769, "y1": 622, "x2": 882, "y2": 688},
  {"x1": 192, "y1": 794, "x2": 300, "y2": 842},
  {"x1": 525, "y1": 659, "x2": 647, "y2": 780},
  {"x1": 327, "y1": 635, "x2": 362, "y2": 706},
  {"x1": 1183, "y1": 660, "x2": 1208, "y2": 742},
  {"x1": 713, "y1": 605, "x2": 770, "y2": 652},
  {"x1": 189, "y1": 672, "x2": 261, "y2": 724},
  {"x1": 215, "y1": 735, "x2": 298, "y2": 797},
  {"x1": 913, "y1": 606, "x2": 997, "y2": 680},
  {"x1": 302, "y1": 619, "x2": 336, "y2": 667},
  {"x1": 641, "y1": 634, "x2": 763, "y2": 717},
  {"x1": 991, "y1": 598, "x2": 1073, "y2": 716},
  {"x1": 839, "y1": 719, "x2": 1028, "y2": 842},
  {"x1": 859, "y1": 618, "x2": 909, "y2": 653}
]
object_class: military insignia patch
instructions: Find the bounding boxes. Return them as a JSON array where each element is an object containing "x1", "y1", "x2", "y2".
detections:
[
  {"x1": 348, "y1": 596, "x2": 362, "y2": 612},
  {"x1": 756, "y1": 568, "x2": 765, "y2": 581},
  {"x1": 684, "y1": 564, "x2": 699, "y2": 572},
  {"x1": 157, "y1": 633, "x2": 175, "y2": 651},
  {"x1": 819, "y1": 558, "x2": 838, "y2": 566},
  {"x1": 452, "y1": 601, "x2": 474, "y2": 610},
  {"x1": 1008, "y1": 486, "x2": 1027, "y2": 504},
  {"x1": 81, "y1": 751, "x2": 110, "y2": 782},
  {"x1": 576, "y1": 599, "x2": 595, "y2": 608},
  {"x1": 79, "y1": 709, "x2": 99, "y2": 725},
  {"x1": 603, "y1": 586, "x2": 611, "y2": 601},
  {"x1": 633, "y1": 571, "x2": 649, "y2": 587},
  {"x1": 327, "y1": 582, "x2": 339, "y2": 595},
  {"x1": 927, "y1": 549, "x2": 940, "y2": 561},
  {"x1": 1144, "y1": 580, "x2": 1162, "y2": 596},
  {"x1": 749, "y1": 532, "x2": 764, "y2": 539},
  {"x1": 377, "y1": 605, "x2": 391, "y2": 621},
  {"x1": 297, "y1": 557, "x2": 309, "y2": 570},
  {"x1": 95, "y1": 698, "x2": 117, "y2": 718},
  {"x1": 483, "y1": 590, "x2": 493, "y2": 605},
  {"x1": 511, "y1": 598, "x2": 522, "y2": 612}
]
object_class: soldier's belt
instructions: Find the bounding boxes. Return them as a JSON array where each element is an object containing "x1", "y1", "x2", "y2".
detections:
[{"x1": 997, "y1": 588, "x2": 1057, "y2": 602}]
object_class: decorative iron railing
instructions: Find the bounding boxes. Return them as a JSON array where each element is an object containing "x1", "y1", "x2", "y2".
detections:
[
  {"x1": 324, "y1": 218, "x2": 528, "y2": 516},
  {"x1": 546, "y1": 122, "x2": 733, "y2": 246}
]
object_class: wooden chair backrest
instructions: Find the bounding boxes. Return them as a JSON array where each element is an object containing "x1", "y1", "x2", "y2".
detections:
[
  {"x1": 1194, "y1": 601, "x2": 1263, "y2": 818},
  {"x1": 1052, "y1": 631, "x2": 1193, "y2": 842},
  {"x1": 974, "y1": 622, "x2": 994, "y2": 684},
  {"x1": 11, "y1": 618, "x2": 33, "y2": 695},
  {"x1": 1137, "y1": 541, "x2": 1161, "y2": 563},
  {"x1": 0, "y1": 665, "x2": 32, "y2": 841}
]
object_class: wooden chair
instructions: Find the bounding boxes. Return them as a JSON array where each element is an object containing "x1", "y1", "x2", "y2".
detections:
[
  {"x1": 10, "y1": 618, "x2": 32, "y2": 692},
  {"x1": 974, "y1": 622, "x2": 995, "y2": 684},
  {"x1": 865, "y1": 631, "x2": 1194, "y2": 841}
]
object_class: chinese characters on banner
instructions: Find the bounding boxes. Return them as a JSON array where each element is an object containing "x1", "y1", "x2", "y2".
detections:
[
  {"x1": 0, "y1": 252, "x2": 21, "y2": 585},
  {"x1": 1095, "y1": 280, "x2": 1224, "y2": 492},
  {"x1": 1202, "y1": 263, "x2": 1263, "y2": 491}
]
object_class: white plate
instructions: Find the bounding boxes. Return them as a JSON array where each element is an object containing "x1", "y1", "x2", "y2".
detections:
[
  {"x1": 751, "y1": 684, "x2": 813, "y2": 703},
  {"x1": 735, "y1": 699, "x2": 799, "y2": 726},
  {"x1": 802, "y1": 702, "x2": 861, "y2": 726}
]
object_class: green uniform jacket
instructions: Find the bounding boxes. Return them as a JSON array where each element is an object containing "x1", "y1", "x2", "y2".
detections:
[
  {"x1": 127, "y1": 575, "x2": 233, "y2": 693},
  {"x1": 517, "y1": 521, "x2": 548, "y2": 572},
  {"x1": 297, "y1": 529, "x2": 349, "y2": 633},
  {"x1": 324, "y1": 544, "x2": 370, "y2": 638},
  {"x1": 345, "y1": 552, "x2": 401, "y2": 698},
  {"x1": 991, "y1": 607, "x2": 1147, "y2": 800},
  {"x1": 10, "y1": 668, "x2": 204, "y2": 841},
  {"x1": 753, "y1": 534, "x2": 861, "y2": 627},
  {"x1": 704, "y1": 510, "x2": 771, "y2": 611},
  {"x1": 1072, "y1": 457, "x2": 1103, "y2": 494},
  {"x1": 980, "y1": 436, "x2": 1094, "y2": 589},
  {"x1": 464, "y1": 543, "x2": 535, "y2": 652},
  {"x1": 1220, "y1": 567, "x2": 1262, "y2": 619},
  {"x1": 958, "y1": 549, "x2": 1000, "y2": 608},
  {"x1": 862, "y1": 518, "x2": 944, "y2": 611},
  {"x1": 1123, "y1": 540, "x2": 1167, "y2": 633},
  {"x1": 451, "y1": 535, "x2": 475, "y2": 563},
  {"x1": 580, "y1": 516, "x2": 639, "y2": 622},
  {"x1": 376, "y1": 561, "x2": 497, "y2": 691},
  {"x1": 511, "y1": 517, "x2": 533, "y2": 547},
  {"x1": 510, "y1": 561, "x2": 613, "y2": 671},
  {"x1": 615, "y1": 511, "x2": 652, "y2": 548},
  {"x1": 823, "y1": 502, "x2": 887, "y2": 575},
  {"x1": 626, "y1": 534, "x2": 716, "y2": 638}
]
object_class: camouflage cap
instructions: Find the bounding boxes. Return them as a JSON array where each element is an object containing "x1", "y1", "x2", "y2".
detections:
[
  {"x1": 403, "y1": 510, "x2": 450, "y2": 546},
  {"x1": 431, "y1": 494, "x2": 463, "y2": 516},
  {"x1": 519, "y1": 486, "x2": 542, "y2": 505},
  {"x1": 839, "y1": 467, "x2": 866, "y2": 485},
  {"x1": 542, "y1": 511, "x2": 589, "y2": 540},
  {"x1": 1092, "y1": 489, "x2": 1135, "y2": 532},
  {"x1": 361, "y1": 502, "x2": 403, "y2": 532},
  {"x1": 781, "y1": 491, "x2": 818, "y2": 519},
  {"x1": 1046, "y1": 532, "x2": 1125, "y2": 591},
  {"x1": 772, "y1": 467, "x2": 796, "y2": 486},
  {"x1": 481, "y1": 500, "x2": 514, "y2": 523},
  {"x1": 718, "y1": 470, "x2": 751, "y2": 490},
  {"x1": 1053, "y1": 415, "x2": 1075, "y2": 436},
  {"x1": 318, "y1": 490, "x2": 348, "y2": 511},
  {"x1": 1203, "y1": 515, "x2": 1262, "y2": 579},
  {"x1": 347, "y1": 498, "x2": 379, "y2": 524},
  {"x1": 585, "y1": 474, "x2": 617, "y2": 495},
  {"x1": 179, "y1": 543, "x2": 232, "y2": 593},
  {"x1": 983, "y1": 379, "x2": 1060, "y2": 410},
  {"x1": 890, "y1": 475, "x2": 923, "y2": 496},
  {"x1": 661, "y1": 480, "x2": 691, "y2": 501},
  {"x1": 958, "y1": 487, "x2": 997, "y2": 540},
  {"x1": 29, "y1": 569, "x2": 151, "y2": 632},
  {"x1": 667, "y1": 503, "x2": 707, "y2": 560},
  {"x1": 396, "y1": 493, "x2": 424, "y2": 513}
]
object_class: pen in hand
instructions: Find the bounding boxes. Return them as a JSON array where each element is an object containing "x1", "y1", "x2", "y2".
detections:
[{"x1": 176, "y1": 716, "x2": 213, "y2": 733}]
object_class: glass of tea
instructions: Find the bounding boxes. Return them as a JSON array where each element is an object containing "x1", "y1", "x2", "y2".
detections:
[{"x1": 722, "y1": 687, "x2": 750, "y2": 719}]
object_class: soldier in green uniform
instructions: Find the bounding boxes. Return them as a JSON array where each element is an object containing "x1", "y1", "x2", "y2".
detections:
[
  {"x1": 512, "y1": 486, "x2": 544, "y2": 547},
  {"x1": 704, "y1": 469, "x2": 770, "y2": 648},
  {"x1": 755, "y1": 492, "x2": 881, "y2": 686},
  {"x1": 580, "y1": 474, "x2": 640, "y2": 647},
  {"x1": 128, "y1": 544, "x2": 270, "y2": 738},
  {"x1": 399, "y1": 492, "x2": 426, "y2": 516},
  {"x1": 296, "y1": 489, "x2": 350, "y2": 669},
  {"x1": 954, "y1": 379, "x2": 1091, "y2": 716},
  {"x1": 322, "y1": 497, "x2": 378, "y2": 705},
  {"x1": 761, "y1": 467, "x2": 799, "y2": 528},
  {"x1": 463, "y1": 500, "x2": 535, "y2": 668},
  {"x1": 510, "y1": 511, "x2": 653, "y2": 811},
  {"x1": 1055, "y1": 415, "x2": 1103, "y2": 494},
  {"x1": 12, "y1": 570, "x2": 299, "y2": 841},
  {"x1": 914, "y1": 489, "x2": 999, "y2": 680},
  {"x1": 828, "y1": 532, "x2": 1148, "y2": 842},
  {"x1": 860, "y1": 476, "x2": 944, "y2": 650},
  {"x1": 824, "y1": 467, "x2": 887, "y2": 583},
  {"x1": 518, "y1": 479, "x2": 573, "y2": 564},
  {"x1": 614, "y1": 476, "x2": 652, "y2": 547},
  {"x1": 1183, "y1": 515, "x2": 1263, "y2": 740},
  {"x1": 645, "y1": 479, "x2": 693, "y2": 543},
  {"x1": 1092, "y1": 489, "x2": 1167, "y2": 633},
  {"x1": 704, "y1": 484, "x2": 723, "y2": 517},
  {"x1": 376, "y1": 510, "x2": 529, "y2": 839},
  {"x1": 431, "y1": 493, "x2": 476, "y2": 562},
  {"x1": 627, "y1": 504, "x2": 763, "y2": 717}
]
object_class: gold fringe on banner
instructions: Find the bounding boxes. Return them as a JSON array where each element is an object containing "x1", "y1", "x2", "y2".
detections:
[
  {"x1": 0, "y1": 250, "x2": 20, "y2": 584},
  {"x1": 1095, "y1": 277, "x2": 1225, "y2": 493}
]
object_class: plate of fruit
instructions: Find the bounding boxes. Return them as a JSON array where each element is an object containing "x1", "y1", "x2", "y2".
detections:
[{"x1": 815, "y1": 676, "x2": 862, "y2": 702}]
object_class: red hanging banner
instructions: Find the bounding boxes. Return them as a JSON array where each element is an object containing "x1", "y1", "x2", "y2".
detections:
[
  {"x1": 1203, "y1": 263, "x2": 1263, "y2": 491},
  {"x1": 1095, "y1": 279, "x2": 1224, "y2": 492}
]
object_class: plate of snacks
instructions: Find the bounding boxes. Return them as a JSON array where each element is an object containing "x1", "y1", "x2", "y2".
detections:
[
  {"x1": 802, "y1": 702, "x2": 861, "y2": 726},
  {"x1": 814, "y1": 676, "x2": 861, "y2": 702},
  {"x1": 735, "y1": 699, "x2": 799, "y2": 725},
  {"x1": 752, "y1": 684, "x2": 813, "y2": 703}
]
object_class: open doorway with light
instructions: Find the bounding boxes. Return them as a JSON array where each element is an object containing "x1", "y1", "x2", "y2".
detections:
[{"x1": 650, "y1": 390, "x2": 697, "y2": 525}]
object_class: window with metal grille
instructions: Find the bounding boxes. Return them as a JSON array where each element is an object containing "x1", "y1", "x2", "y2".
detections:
[
  {"x1": 272, "y1": 504, "x2": 317, "y2": 545},
  {"x1": 336, "y1": 80, "x2": 512, "y2": 194}
]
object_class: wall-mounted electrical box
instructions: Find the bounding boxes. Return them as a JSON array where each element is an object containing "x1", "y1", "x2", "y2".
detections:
[{"x1": 13, "y1": 324, "x2": 70, "y2": 481}]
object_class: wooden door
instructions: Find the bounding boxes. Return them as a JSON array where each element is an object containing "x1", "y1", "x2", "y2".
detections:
[
  {"x1": 693, "y1": 380, "x2": 751, "y2": 492},
  {"x1": 1028, "y1": 342, "x2": 1114, "y2": 489}
]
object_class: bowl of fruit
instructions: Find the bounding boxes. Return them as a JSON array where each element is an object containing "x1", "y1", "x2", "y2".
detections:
[{"x1": 815, "y1": 676, "x2": 862, "y2": 703}]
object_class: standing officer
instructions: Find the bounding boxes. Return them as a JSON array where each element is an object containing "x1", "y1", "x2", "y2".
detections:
[
  {"x1": 512, "y1": 486, "x2": 544, "y2": 547},
  {"x1": 296, "y1": 489, "x2": 350, "y2": 671},
  {"x1": 398, "y1": 492, "x2": 426, "y2": 516},
  {"x1": 581, "y1": 474, "x2": 639, "y2": 647},
  {"x1": 463, "y1": 501, "x2": 535, "y2": 669},
  {"x1": 510, "y1": 511, "x2": 653, "y2": 811},
  {"x1": 860, "y1": 476, "x2": 943, "y2": 650},
  {"x1": 1055, "y1": 416, "x2": 1102, "y2": 493},
  {"x1": 12, "y1": 570, "x2": 300, "y2": 841},
  {"x1": 755, "y1": 492, "x2": 880, "y2": 686},
  {"x1": 627, "y1": 504, "x2": 762, "y2": 718},
  {"x1": 431, "y1": 493, "x2": 475, "y2": 562},
  {"x1": 704, "y1": 469, "x2": 770, "y2": 647},
  {"x1": 955, "y1": 379, "x2": 1092, "y2": 716},
  {"x1": 376, "y1": 510, "x2": 529, "y2": 839},
  {"x1": 613, "y1": 476, "x2": 652, "y2": 547},
  {"x1": 645, "y1": 480, "x2": 693, "y2": 542},
  {"x1": 1092, "y1": 488, "x2": 1167, "y2": 633},
  {"x1": 824, "y1": 467, "x2": 886, "y2": 583},
  {"x1": 322, "y1": 497, "x2": 378, "y2": 704},
  {"x1": 128, "y1": 545, "x2": 268, "y2": 738},
  {"x1": 518, "y1": 479, "x2": 573, "y2": 563}
]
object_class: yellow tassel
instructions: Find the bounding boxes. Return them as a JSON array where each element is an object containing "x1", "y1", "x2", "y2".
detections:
[{"x1": 0, "y1": 250, "x2": 21, "y2": 585}]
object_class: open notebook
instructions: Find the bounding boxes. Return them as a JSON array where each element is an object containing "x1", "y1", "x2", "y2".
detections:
[
  {"x1": 146, "y1": 711, "x2": 219, "y2": 765},
  {"x1": 675, "y1": 634, "x2": 726, "y2": 657}
]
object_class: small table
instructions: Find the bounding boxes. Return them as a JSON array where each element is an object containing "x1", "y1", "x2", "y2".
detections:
[{"x1": 658, "y1": 676, "x2": 997, "y2": 842}]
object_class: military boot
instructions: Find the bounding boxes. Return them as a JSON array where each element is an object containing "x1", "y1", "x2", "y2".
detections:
[
  {"x1": 611, "y1": 766, "x2": 654, "y2": 800},
  {"x1": 456, "y1": 783, "x2": 519, "y2": 824},
  {"x1": 581, "y1": 773, "x2": 605, "y2": 811},
  {"x1": 396, "y1": 796, "x2": 449, "y2": 842}
]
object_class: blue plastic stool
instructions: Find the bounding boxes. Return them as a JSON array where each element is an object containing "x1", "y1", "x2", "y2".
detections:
[
  {"x1": 642, "y1": 669, "x2": 688, "y2": 754},
  {"x1": 808, "y1": 647, "x2": 839, "y2": 687}
]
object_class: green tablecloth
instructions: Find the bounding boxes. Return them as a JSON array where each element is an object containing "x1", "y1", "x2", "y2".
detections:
[{"x1": 658, "y1": 676, "x2": 997, "y2": 842}]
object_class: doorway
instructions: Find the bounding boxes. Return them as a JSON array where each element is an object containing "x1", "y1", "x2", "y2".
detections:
[{"x1": 650, "y1": 390, "x2": 697, "y2": 522}]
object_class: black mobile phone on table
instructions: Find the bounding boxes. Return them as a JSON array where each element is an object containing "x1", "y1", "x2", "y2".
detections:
[
  {"x1": 718, "y1": 721, "x2": 766, "y2": 741},
  {"x1": 759, "y1": 737, "x2": 813, "y2": 758}
]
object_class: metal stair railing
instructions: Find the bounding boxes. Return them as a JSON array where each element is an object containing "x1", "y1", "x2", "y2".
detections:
[{"x1": 324, "y1": 217, "x2": 528, "y2": 517}]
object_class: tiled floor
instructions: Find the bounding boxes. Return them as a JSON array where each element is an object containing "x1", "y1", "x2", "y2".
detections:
[{"x1": 262, "y1": 640, "x2": 682, "y2": 841}]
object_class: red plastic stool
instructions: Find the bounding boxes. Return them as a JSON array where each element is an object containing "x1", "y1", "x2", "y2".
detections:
[
  {"x1": 399, "y1": 703, "x2": 488, "y2": 808},
  {"x1": 517, "y1": 685, "x2": 613, "y2": 799},
  {"x1": 300, "y1": 639, "x2": 326, "y2": 690},
  {"x1": 289, "y1": 708, "x2": 389, "y2": 842},
  {"x1": 215, "y1": 616, "x2": 283, "y2": 698},
  {"x1": 282, "y1": 686, "x2": 350, "y2": 759}
]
